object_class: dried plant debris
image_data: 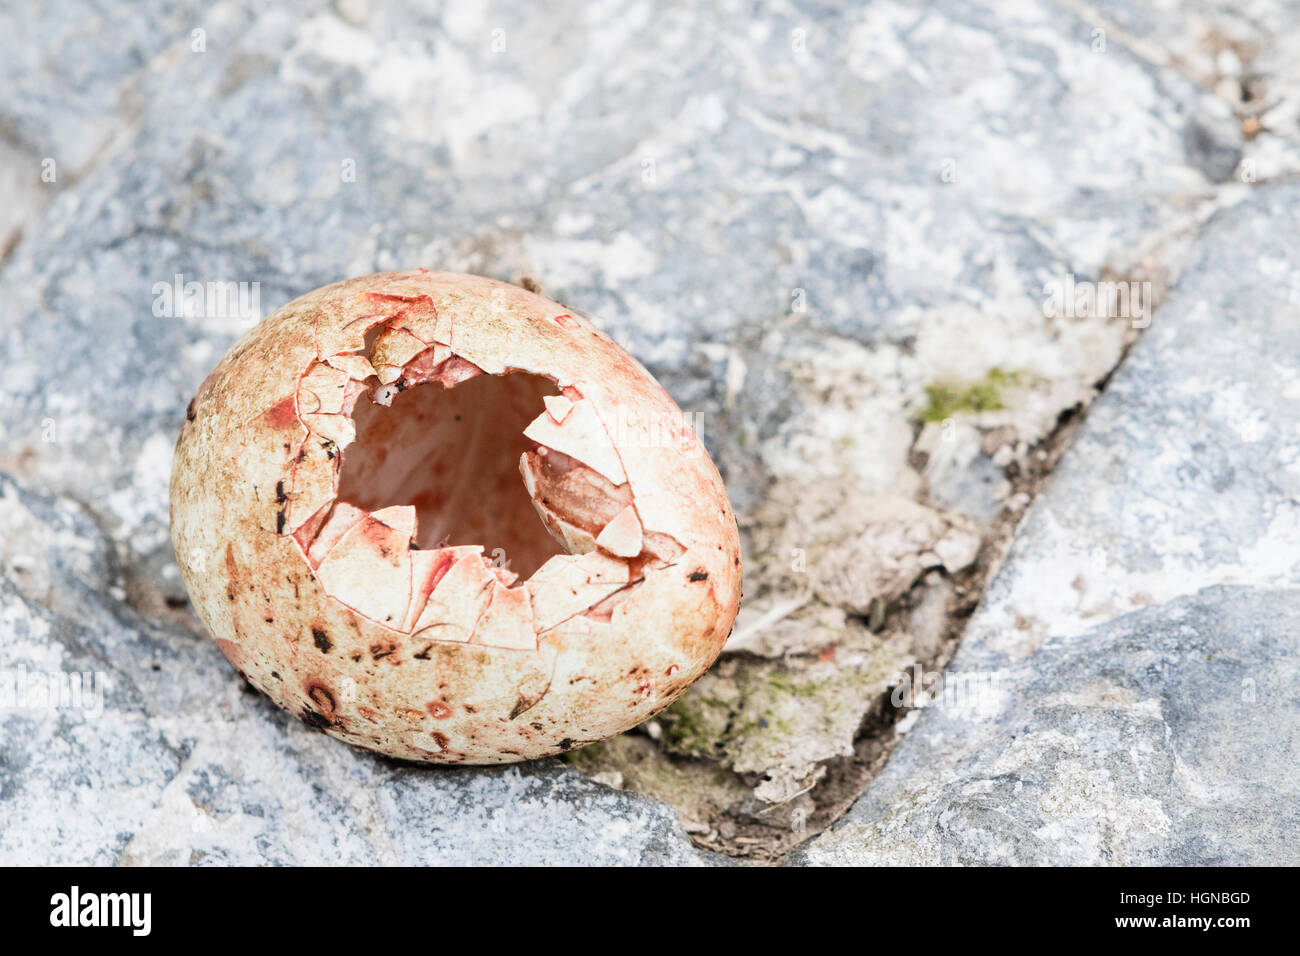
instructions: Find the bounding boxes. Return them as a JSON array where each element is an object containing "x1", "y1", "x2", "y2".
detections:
[{"x1": 570, "y1": 314, "x2": 1142, "y2": 859}]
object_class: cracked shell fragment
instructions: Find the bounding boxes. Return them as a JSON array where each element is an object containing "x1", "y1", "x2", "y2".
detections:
[{"x1": 169, "y1": 271, "x2": 742, "y2": 764}]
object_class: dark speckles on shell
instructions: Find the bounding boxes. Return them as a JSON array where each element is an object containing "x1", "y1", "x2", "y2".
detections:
[
  {"x1": 312, "y1": 627, "x2": 333, "y2": 653},
  {"x1": 299, "y1": 708, "x2": 333, "y2": 731},
  {"x1": 306, "y1": 682, "x2": 337, "y2": 716}
]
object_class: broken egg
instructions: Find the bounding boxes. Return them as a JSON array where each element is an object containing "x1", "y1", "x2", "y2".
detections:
[{"x1": 170, "y1": 271, "x2": 742, "y2": 763}]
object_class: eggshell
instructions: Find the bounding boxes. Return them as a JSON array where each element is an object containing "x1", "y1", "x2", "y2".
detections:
[{"x1": 170, "y1": 271, "x2": 741, "y2": 763}]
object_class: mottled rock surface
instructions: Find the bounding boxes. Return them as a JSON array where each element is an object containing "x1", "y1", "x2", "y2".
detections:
[
  {"x1": 792, "y1": 184, "x2": 1300, "y2": 866},
  {"x1": 0, "y1": 473, "x2": 717, "y2": 865},
  {"x1": 2, "y1": 0, "x2": 1300, "y2": 863}
]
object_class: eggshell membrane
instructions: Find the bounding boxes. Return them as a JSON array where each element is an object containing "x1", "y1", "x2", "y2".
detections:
[{"x1": 170, "y1": 270, "x2": 741, "y2": 763}]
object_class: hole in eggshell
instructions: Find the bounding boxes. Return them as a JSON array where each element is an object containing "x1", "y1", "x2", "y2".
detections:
[
  {"x1": 275, "y1": 292, "x2": 680, "y2": 647},
  {"x1": 337, "y1": 371, "x2": 565, "y2": 579}
]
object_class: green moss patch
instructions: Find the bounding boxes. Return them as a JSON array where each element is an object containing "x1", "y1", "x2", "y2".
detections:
[{"x1": 919, "y1": 367, "x2": 1024, "y2": 424}]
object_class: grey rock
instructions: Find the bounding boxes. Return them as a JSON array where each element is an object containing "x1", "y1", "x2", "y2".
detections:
[
  {"x1": 792, "y1": 183, "x2": 1300, "y2": 866},
  {"x1": 0, "y1": 473, "x2": 717, "y2": 865},
  {"x1": 1184, "y1": 106, "x2": 1243, "y2": 182},
  {"x1": 0, "y1": 0, "x2": 218, "y2": 176},
  {"x1": 792, "y1": 586, "x2": 1300, "y2": 865},
  {"x1": 0, "y1": 0, "x2": 1252, "y2": 560}
]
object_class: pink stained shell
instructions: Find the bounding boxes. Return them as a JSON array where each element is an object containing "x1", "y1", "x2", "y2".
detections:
[{"x1": 170, "y1": 271, "x2": 742, "y2": 763}]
